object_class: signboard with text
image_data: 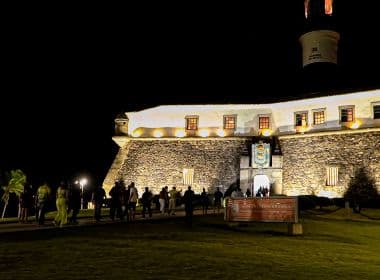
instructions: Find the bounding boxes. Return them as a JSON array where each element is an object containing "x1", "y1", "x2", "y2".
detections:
[{"x1": 225, "y1": 197, "x2": 298, "y2": 223}]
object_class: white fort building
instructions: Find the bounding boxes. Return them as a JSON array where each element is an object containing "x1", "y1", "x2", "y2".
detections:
[{"x1": 104, "y1": 89, "x2": 380, "y2": 198}]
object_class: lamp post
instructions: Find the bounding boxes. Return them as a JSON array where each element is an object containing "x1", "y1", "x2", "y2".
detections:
[{"x1": 79, "y1": 178, "x2": 87, "y2": 210}]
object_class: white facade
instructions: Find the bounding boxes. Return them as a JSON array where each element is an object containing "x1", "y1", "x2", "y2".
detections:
[{"x1": 123, "y1": 89, "x2": 380, "y2": 138}]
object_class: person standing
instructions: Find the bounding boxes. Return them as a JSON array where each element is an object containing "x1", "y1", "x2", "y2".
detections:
[
  {"x1": 200, "y1": 188, "x2": 209, "y2": 215},
  {"x1": 141, "y1": 187, "x2": 153, "y2": 219},
  {"x1": 183, "y1": 186, "x2": 194, "y2": 225},
  {"x1": 68, "y1": 182, "x2": 81, "y2": 224},
  {"x1": 213, "y1": 187, "x2": 223, "y2": 214},
  {"x1": 128, "y1": 182, "x2": 138, "y2": 221},
  {"x1": 159, "y1": 187, "x2": 166, "y2": 214},
  {"x1": 109, "y1": 180, "x2": 122, "y2": 221},
  {"x1": 54, "y1": 182, "x2": 69, "y2": 227},
  {"x1": 245, "y1": 188, "x2": 252, "y2": 198},
  {"x1": 19, "y1": 184, "x2": 33, "y2": 223},
  {"x1": 168, "y1": 186, "x2": 178, "y2": 215},
  {"x1": 92, "y1": 185, "x2": 106, "y2": 222},
  {"x1": 36, "y1": 182, "x2": 51, "y2": 225}
]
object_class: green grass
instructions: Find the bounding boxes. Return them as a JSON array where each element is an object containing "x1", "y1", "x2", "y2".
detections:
[{"x1": 1, "y1": 209, "x2": 380, "y2": 280}]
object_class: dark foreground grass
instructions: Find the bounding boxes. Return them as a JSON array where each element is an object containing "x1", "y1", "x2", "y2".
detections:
[{"x1": 1, "y1": 209, "x2": 380, "y2": 280}]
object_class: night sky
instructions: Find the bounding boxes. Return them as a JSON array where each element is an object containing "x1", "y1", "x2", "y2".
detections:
[{"x1": 1, "y1": 1, "x2": 379, "y2": 190}]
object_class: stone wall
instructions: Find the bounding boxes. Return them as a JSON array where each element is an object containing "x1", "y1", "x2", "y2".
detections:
[
  {"x1": 280, "y1": 131, "x2": 380, "y2": 197},
  {"x1": 103, "y1": 141, "x2": 131, "y2": 195},
  {"x1": 116, "y1": 139, "x2": 250, "y2": 196}
]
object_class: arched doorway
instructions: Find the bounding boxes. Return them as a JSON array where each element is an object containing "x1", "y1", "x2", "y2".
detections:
[{"x1": 253, "y1": 174, "x2": 270, "y2": 197}]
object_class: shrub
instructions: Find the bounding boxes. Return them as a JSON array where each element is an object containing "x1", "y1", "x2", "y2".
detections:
[
  {"x1": 344, "y1": 167, "x2": 378, "y2": 213},
  {"x1": 298, "y1": 195, "x2": 317, "y2": 210}
]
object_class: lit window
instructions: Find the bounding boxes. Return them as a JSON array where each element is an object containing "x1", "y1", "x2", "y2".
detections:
[
  {"x1": 340, "y1": 106, "x2": 354, "y2": 123},
  {"x1": 304, "y1": 0, "x2": 310, "y2": 18},
  {"x1": 295, "y1": 112, "x2": 308, "y2": 127},
  {"x1": 183, "y1": 168, "x2": 194, "y2": 186},
  {"x1": 185, "y1": 116, "x2": 198, "y2": 130},
  {"x1": 259, "y1": 116, "x2": 270, "y2": 129},
  {"x1": 326, "y1": 166, "x2": 338, "y2": 186},
  {"x1": 313, "y1": 110, "x2": 325, "y2": 125},
  {"x1": 374, "y1": 105, "x2": 380, "y2": 119},
  {"x1": 224, "y1": 115, "x2": 237, "y2": 130},
  {"x1": 325, "y1": 0, "x2": 333, "y2": 15}
]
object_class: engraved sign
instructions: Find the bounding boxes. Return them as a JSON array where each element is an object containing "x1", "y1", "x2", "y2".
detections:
[{"x1": 225, "y1": 197, "x2": 298, "y2": 223}]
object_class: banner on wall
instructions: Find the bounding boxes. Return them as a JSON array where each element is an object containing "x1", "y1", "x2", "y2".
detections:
[
  {"x1": 225, "y1": 197, "x2": 298, "y2": 223},
  {"x1": 252, "y1": 142, "x2": 270, "y2": 168}
]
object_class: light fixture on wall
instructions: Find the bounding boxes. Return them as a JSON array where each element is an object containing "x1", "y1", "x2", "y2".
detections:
[
  {"x1": 216, "y1": 128, "x2": 226, "y2": 137},
  {"x1": 261, "y1": 129, "x2": 272, "y2": 137},
  {"x1": 132, "y1": 129, "x2": 142, "y2": 137},
  {"x1": 350, "y1": 120, "x2": 361, "y2": 129},
  {"x1": 153, "y1": 130, "x2": 163, "y2": 137},
  {"x1": 175, "y1": 129, "x2": 186, "y2": 137},
  {"x1": 199, "y1": 129, "x2": 209, "y2": 137}
]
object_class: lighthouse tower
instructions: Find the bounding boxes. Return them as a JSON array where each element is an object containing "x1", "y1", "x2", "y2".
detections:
[{"x1": 299, "y1": 0, "x2": 340, "y2": 91}]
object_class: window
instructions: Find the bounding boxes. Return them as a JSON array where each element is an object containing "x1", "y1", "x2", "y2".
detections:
[
  {"x1": 313, "y1": 110, "x2": 325, "y2": 125},
  {"x1": 295, "y1": 112, "x2": 308, "y2": 126},
  {"x1": 325, "y1": 0, "x2": 333, "y2": 15},
  {"x1": 185, "y1": 116, "x2": 198, "y2": 130},
  {"x1": 223, "y1": 115, "x2": 237, "y2": 130},
  {"x1": 305, "y1": 0, "x2": 333, "y2": 18},
  {"x1": 304, "y1": 0, "x2": 310, "y2": 18},
  {"x1": 374, "y1": 105, "x2": 380, "y2": 119},
  {"x1": 326, "y1": 166, "x2": 338, "y2": 186},
  {"x1": 259, "y1": 116, "x2": 270, "y2": 129},
  {"x1": 340, "y1": 106, "x2": 354, "y2": 123},
  {"x1": 183, "y1": 168, "x2": 194, "y2": 185}
]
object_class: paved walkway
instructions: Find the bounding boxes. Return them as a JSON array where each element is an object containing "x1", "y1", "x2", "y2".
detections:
[{"x1": 0, "y1": 209, "x2": 223, "y2": 234}]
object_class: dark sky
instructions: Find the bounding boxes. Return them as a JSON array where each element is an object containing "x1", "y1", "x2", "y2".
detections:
[{"x1": 1, "y1": 1, "x2": 379, "y2": 189}]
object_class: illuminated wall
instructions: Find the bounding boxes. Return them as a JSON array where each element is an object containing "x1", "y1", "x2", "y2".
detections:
[
  {"x1": 104, "y1": 138, "x2": 250, "y2": 196},
  {"x1": 280, "y1": 130, "x2": 380, "y2": 197}
]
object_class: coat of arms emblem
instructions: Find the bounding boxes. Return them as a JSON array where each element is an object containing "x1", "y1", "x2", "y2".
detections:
[{"x1": 253, "y1": 141, "x2": 270, "y2": 168}]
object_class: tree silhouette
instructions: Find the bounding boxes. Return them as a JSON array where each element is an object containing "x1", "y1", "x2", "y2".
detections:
[
  {"x1": 1, "y1": 169, "x2": 26, "y2": 219},
  {"x1": 344, "y1": 167, "x2": 378, "y2": 213}
]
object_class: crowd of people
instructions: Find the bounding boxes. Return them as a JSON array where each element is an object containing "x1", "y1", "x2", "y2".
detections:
[
  {"x1": 107, "y1": 181, "x2": 226, "y2": 225},
  {"x1": 16, "y1": 181, "x2": 107, "y2": 227},
  {"x1": 15, "y1": 180, "x2": 263, "y2": 227}
]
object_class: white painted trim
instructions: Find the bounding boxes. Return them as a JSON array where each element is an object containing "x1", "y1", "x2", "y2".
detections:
[{"x1": 278, "y1": 127, "x2": 380, "y2": 139}]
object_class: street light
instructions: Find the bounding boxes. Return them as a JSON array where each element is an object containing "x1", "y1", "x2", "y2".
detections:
[{"x1": 78, "y1": 178, "x2": 87, "y2": 209}]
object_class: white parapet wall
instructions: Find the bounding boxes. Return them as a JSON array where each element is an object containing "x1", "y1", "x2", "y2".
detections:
[{"x1": 124, "y1": 89, "x2": 380, "y2": 137}]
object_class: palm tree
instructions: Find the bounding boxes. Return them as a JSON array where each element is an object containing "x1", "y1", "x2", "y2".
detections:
[{"x1": 1, "y1": 169, "x2": 26, "y2": 220}]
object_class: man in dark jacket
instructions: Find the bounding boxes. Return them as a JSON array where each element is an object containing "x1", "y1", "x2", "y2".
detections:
[
  {"x1": 183, "y1": 186, "x2": 195, "y2": 225},
  {"x1": 68, "y1": 182, "x2": 81, "y2": 224},
  {"x1": 92, "y1": 185, "x2": 106, "y2": 222}
]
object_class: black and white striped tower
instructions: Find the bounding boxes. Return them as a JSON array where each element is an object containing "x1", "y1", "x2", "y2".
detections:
[{"x1": 299, "y1": 0, "x2": 340, "y2": 91}]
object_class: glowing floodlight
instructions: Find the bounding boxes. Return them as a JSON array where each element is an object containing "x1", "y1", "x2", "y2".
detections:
[
  {"x1": 199, "y1": 129, "x2": 209, "y2": 137},
  {"x1": 350, "y1": 120, "x2": 360, "y2": 129},
  {"x1": 261, "y1": 129, "x2": 272, "y2": 137},
  {"x1": 216, "y1": 128, "x2": 226, "y2": 137},
  {"x1": 153, "y1": 130, "x2": 163, "y2": 138},
  {"x1": 175, "y1": 129, "x2": 186, "y2": 137},
  {"x1": 132, "y1": 130, "x2": 142, "y2": 137}
]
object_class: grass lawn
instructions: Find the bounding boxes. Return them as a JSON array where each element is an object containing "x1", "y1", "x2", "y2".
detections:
[{"x1": 0, "y1": 208, "x2": 379, "y2": 280}]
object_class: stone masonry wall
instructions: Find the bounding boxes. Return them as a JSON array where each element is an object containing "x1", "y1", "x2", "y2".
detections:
[
  {"x1": 117, "y1": 139, "x2": 250, "y2": 196},
  {"x1": 280, "y1": 131, "x2": 380, "y2": 197},
  {"x1": 103, "y1": 142, "x2": 131, "y2": 195}
]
